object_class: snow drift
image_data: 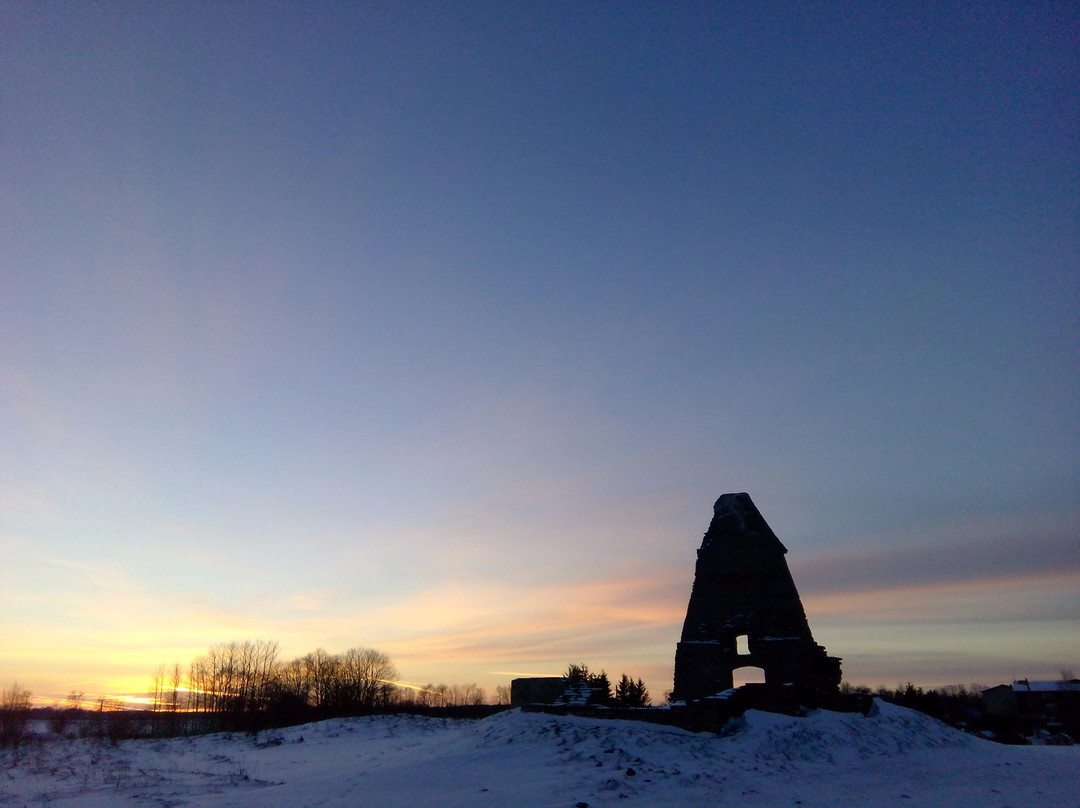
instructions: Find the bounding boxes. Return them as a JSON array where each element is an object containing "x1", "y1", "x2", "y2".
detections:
[{"x1": 1, "y1": 701, "x2": 1075, "y2": 807}]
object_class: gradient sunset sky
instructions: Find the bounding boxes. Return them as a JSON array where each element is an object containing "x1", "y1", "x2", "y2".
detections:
[{"x1": 2, "y1": 2, "x2": 1077, "y2": 704}]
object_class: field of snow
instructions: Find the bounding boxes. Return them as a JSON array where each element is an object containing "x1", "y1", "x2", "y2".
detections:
[{"x1": 1, "y1": 701, "x2": 1076, "y2": 807}]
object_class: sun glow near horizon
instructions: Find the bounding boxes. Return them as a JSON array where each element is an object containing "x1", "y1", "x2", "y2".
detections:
[
  {"x1": 9, "y1": 565, "x2": 1077, "y2": 705},
  {"x1": 2, "y1": 2, "x2": 1077, "y2": 710}
]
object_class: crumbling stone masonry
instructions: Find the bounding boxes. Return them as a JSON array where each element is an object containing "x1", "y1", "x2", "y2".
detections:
[{"x1": 672, "y1": 492, "x2": 842, "y2": 703}]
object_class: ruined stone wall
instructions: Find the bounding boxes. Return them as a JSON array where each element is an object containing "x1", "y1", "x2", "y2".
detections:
[{"x1": 672, "y1": 493, "x2": 841, "y2": 703}]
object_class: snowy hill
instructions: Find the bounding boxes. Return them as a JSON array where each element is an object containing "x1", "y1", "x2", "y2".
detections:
[{"x1": 2, "y1": 702, "x2": 1076, "y2": 807}]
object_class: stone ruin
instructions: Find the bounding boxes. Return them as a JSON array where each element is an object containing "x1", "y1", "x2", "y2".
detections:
[
  {"x1": 671, "y1": 492, "x2": 842, "y2": 704},
  {"x1": 512, "y1": 491, "x2": 852, "y2": 725}
]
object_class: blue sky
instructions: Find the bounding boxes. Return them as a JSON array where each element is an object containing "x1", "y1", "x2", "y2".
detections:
[{"x1": 2, "y1": 1, "x2": 1078, "y2": 702}]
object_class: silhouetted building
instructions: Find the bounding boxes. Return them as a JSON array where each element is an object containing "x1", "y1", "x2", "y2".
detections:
[
  {"x1": 672, "y1": 492, "x2": 841, "y2": 703},
  {"x1": 983, "y1": 679, "x2": 1080, "y2": 734},
  {"x1": 510, "y1": 677, "x2": 606, "y2": 707}
]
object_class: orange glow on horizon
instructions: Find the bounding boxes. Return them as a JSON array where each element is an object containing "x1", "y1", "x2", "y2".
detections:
[{"x1": 8, "y1": 568, "x2": 1076, "y2": 704}]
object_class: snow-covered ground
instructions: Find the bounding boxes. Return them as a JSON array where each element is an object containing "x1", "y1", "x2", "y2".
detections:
[{"x1": 1, "y1": 702, "x2": 1075, "y2": 807}]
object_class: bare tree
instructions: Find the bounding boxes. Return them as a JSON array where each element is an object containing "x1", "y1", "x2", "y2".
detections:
[
  {"x1": 151, "y1": 664, "x2": 165, "y2": 712},
  {"x1": 409, "y1": 682, "x2": 486, "y2": 707},
  {"x1": 246, "y1": 640, "x2": 280, "y2": 714},
  {"x1": 189, "y1": 658, "x2": 207, "y2": 714},
  {"x1": 1, "y1": 683, "x2": 33, "y2": 748},
  {"x1": 184, "y1": 640, "x2": 279, "y2": 727},
  {"x1": 306, "y1": 648, "x2": 340, "y2": 712},
  {"x1": 150, "y1": 663, "x2": 165, "y2": 734},
  {"x1": 445, "y1": 684, "x2": 486, "y2": 707},
  {"x1": 50, "y1": 690, "x2": 85, "y2": 738},
  {"x1": 169, "y1": 662, "x2": 183, "y2": 712},
  {"x1": 274, "y1": 656, "x2": 312, "y2": 705},
  {"x1": 338, "y1": 647, "x2": 398, "y2": 711},
  {"x1": 411, "y1": 683, "x2": 441, "y2": 708}
]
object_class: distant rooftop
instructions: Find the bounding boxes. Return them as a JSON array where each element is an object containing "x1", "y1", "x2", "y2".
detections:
[{"x1": 1012, "y1": 679, "x2": 1080, "y2": 693}]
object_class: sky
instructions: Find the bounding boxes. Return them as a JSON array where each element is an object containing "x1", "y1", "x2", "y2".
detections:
[{"x1": 1, "y1": 1, "x2": 1078, "y2": 705}]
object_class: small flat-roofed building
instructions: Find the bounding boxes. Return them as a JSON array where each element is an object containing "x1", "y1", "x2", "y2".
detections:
[{"x1": 510, "y1": 677, "x2": 569, "y2": 707}]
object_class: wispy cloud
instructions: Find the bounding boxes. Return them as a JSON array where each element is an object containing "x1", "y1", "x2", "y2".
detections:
[
  {"x1": 806, "y1": 572, "x2": 1080, "y2": 624},
  {"x1": 792, "y1": 511, "x2": 1080, "y2": 596}
]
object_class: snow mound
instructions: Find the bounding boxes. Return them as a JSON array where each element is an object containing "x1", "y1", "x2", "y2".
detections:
[
  {"x1": 1, "y1": 703, "x2": 1075, "y2": 808},
  {"x1": 473, "y1": 699, "x2": 972, "y2": 775}
]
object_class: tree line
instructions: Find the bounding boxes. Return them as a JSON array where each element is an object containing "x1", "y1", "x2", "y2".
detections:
[
  {"x1": 145, "y1": 640, "x2": 418, "y2": 731},
  {"x1": 564, "y1": 663, "x2": 652, "y2": 707},
  {"x1": 143, "y1": 640, "x2": 530, "y2": 734},
  {"x1": 3, "y1": 650, "x2": 655, "y2": 744}
]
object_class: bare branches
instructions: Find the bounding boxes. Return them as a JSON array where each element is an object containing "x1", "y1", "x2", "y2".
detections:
[{"x1": 1, "y1": 682, "x2": 33, "y2": 748}]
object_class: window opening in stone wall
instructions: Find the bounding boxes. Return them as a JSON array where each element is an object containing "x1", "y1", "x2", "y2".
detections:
[
  {"x1": 736, "y1": 634, "x2": 750, "y2": 656},
  {"x1": 734, "y1": 666, "x2": 766, "y2": 687}
]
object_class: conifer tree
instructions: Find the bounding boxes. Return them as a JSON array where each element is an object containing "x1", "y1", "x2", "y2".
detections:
[{"x1": 615, "y1": 673, "x2": 651, "y2": 707}]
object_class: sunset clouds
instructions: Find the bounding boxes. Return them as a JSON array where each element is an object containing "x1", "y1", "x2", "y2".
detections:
[{"x1": 2, "y1": 3, "x2": 1077, "y2": 704}]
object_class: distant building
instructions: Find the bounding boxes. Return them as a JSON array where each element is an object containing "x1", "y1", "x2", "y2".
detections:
[
  {"x1": 981, "y1": 684, "x2": 1017, "y2": 716},
  {"x1": 510, "y1": 678, "x2": 568, "y2": 707},
  {"x1": 510, "y1": 677, "x2": 607, "y2": 707},
  {"x1": 982, "y1": 679, "x2": 1080, "y2": 734}
]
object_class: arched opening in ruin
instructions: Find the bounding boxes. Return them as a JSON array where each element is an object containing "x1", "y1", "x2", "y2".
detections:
[{"x1": 733, "y1": 665, "x2": 766, "y2": 687}]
